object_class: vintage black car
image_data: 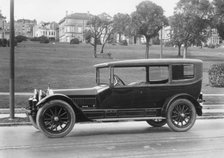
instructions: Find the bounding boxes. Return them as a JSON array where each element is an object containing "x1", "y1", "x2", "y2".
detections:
[{"x1": 26, "y1": 59, "x2": 203, "y2": 138}]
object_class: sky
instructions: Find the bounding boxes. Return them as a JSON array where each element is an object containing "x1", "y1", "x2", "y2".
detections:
[{"x1": 0, "y1": 0, "x2": 179, "y2": 23}]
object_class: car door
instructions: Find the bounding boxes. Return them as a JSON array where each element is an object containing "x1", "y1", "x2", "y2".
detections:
[
  {"x1": 109, "y1": 87, "x2": 135, "y2": 108},
  {"x1": 143, "y1": 65, "x2": 170, "y2": 108},
  {"x1": 100, "y1": 66, "x2": 147, "y2": 109}
]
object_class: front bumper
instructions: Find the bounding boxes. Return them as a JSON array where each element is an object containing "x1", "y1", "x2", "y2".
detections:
[{"x1": 26, "y1": 89, "x2": 46, "y2": 115}]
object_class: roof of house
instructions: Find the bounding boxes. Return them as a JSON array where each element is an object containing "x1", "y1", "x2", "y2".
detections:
[{"x1": 59, "y1": 13, "x2": 91, "y2": 24}]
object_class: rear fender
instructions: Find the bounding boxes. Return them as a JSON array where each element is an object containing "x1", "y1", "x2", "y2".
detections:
[
  {"x1": 37, "y1": 94, "x2": 90, "y2": 122},
  {"x1": 161, "y1": 93, "x2": 202, "y2": 117}
]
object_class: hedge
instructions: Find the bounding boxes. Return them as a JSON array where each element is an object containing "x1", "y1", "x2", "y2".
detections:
[
  {"x1": 70, "y1": 38, "x2": 80, "y2": 44},
  {"x1": 208, "y1": 64, "x2": 224, "y2": 87}
]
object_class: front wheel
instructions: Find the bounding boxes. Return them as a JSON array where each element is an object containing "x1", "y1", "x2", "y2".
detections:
[
  {"x1": 166, "y1": 99, "x2": 196, "y2": 132},
  {"x1": 146, "y1": 119, "x2": 166, "y2": 127},
  {"x1": 36, "y1": 100, "x2": 76, "y2": 138}
]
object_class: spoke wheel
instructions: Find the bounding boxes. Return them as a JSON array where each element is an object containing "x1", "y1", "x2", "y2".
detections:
[
  {"x1": 166, "y1": 99, "x2": 196, "y2": 132},
  {"x1": 146, "y1": 119, "x2": 166, "y2": 127},
  {"x1": 36, "y1": 100, "x2": 75, "y2": 138}
]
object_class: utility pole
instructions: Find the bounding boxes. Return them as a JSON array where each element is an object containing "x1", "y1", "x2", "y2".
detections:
[
  {"x1": 160, "y1": 27, "x2": 163, "y2": 58},
  {"x1": 9, "y1": 0, "x2": 15, "y2": 119}
]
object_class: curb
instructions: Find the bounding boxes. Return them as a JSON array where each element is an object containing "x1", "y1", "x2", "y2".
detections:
[
  {"x1": 0, "y1": 108, "x2": 25, "y2": 114},
  {"x1": 0, "y1": 122, "x2": 32, "y2": 126}
]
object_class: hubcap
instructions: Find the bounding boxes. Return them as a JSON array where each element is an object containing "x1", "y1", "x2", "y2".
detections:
[
  {"x1": 54, "y1": 116, "x2": 59, "y2": 122},
  {"x1": 180, "y1": 113, "x2": 185, "y2": 118}
]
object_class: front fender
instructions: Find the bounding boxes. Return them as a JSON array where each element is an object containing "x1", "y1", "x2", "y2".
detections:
[
  {"x1": 37, "y1": 94, "x2": 90, "y2": 122},
  {"x1": 161, "y1": 93, "x2": 202, "y2": 117}
]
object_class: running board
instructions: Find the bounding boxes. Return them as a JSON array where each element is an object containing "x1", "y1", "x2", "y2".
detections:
[{"x1": 93, "y1": 117, "x2": 166, "y2": 122}]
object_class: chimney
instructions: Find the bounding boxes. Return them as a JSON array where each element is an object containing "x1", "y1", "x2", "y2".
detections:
[{"x1": 66, "y1": 11, "x2": 68, "y2": 17}]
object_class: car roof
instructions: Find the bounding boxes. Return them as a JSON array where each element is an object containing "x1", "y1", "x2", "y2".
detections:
[{"x1": 94, "y1": 58, "x2": 203, "y2": 68}]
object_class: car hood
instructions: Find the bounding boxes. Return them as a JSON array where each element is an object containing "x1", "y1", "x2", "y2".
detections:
[{"x1": 50, "y1": 85, "x2": 109, "y2": 96}]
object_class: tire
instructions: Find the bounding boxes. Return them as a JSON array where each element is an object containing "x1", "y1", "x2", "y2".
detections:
[
  {"x1": 166, "y1": 99, "x2": 196, "y2": 132},
  {"x1": 146, "y1": 119, "x2": 166, "y2": 127},
  {"x1": 36, "y1": 100, "x2": 76, "y2": 138}
]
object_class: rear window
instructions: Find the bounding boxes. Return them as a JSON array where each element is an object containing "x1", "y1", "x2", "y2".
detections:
[{"x1": 172, "y1": 64, "x2": 194, "y2": 80}]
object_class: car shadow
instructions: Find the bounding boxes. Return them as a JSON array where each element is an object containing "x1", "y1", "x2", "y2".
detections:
[{"x1": 68, "y1": 122, "x2": 171, "y2": 137}]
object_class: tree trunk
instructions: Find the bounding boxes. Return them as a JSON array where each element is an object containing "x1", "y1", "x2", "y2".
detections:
[
  {"x1": 93, "y1": 38, "x2": 97, "y2": 58},
  {"x1": 100, "y1": 43, "x2": 106, "y2": 54},
  {"x1": 134, "y1": 36, "x2": 137, "y2": 44},
  {"x1": 119, "y1": 33, "x2": 121, "y2": 43},
  {"x1": 183, "y1": 46, "x2": 187, "y2": 59},
  {"x1": 94, "y1": 45, "x2": 97, "y2": 58},
  {"x1": 145, "y1": 37, "x2": 150, "y2": 59},
  {"x1": 178, "y1": 45, "x2": 181, "y2": 57}
]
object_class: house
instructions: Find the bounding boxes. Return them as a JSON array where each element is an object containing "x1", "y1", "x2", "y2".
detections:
[
  {"x1": 58, "y1": 12, "x2": 91, "y2": 43},
  {"x1": 159, "y1": 26, "x2": 171, "y2": 43},
  {"x1": 15, "y1": 19, "x2": 37, "y2": 38},
  {"x1": 160, "y1": 26, "x2": 220, "y2": 46},
  {"x1": 0, "y1": 10, "x2": 8, "y2": 39},
  {"x1": 207, "y1": 28, "x2": 220, "y2": 46},
  {"x1": 33, "y1": 22, "x2": 59, "y2": 41}
]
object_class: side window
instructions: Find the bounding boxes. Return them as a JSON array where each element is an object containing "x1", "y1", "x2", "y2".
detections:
[
  {"x1": 172, "y1": 64, "x2": 194, "y2": 80},
  {"x1": 113, "y1": 67, "x2": 146, "y2": 87},
  {"x1": 149, "y1": 66, "x2": 169, "y2": 84}
]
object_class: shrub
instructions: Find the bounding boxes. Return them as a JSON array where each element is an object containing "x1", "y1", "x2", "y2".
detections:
[
  {"x1": 30, "y1": 37, "x2": 40, "y2": 41},
  {"x1": 0, "y1": 39, "x2": 8, "y2": 47},
  {"x1": 152, "y1": 36, "x2": 160, "y2": 45},
  {"x1": 207, "y1": 43, "x2": 215, "y2": 49},
  {"x1": 70, "y1": 38, "x2": 80, "y2": 44},
  {"x1": 39, "y1": 36, "x2": 49, "y2": 43},
  {"x1": 208, "y1": 64, "x2": 224, "y2": 87},
  {"x1": 164, "y1": 41, "x2": 173, "y2": 47},
  {"x1": 120, "y1": 40, "x2": 128, "y2": 46},
  {"x1": 15, "y1": 35, "x2": 27, "y2": 43}
]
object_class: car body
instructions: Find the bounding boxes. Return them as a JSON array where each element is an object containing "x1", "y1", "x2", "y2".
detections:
[{"x1": 26, "y1": 58, "x2": 203, "y2": 138}]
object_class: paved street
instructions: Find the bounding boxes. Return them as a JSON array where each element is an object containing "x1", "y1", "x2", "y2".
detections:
[{"x1": 0, "y1": 119, "x2": 224, "y2": 158}]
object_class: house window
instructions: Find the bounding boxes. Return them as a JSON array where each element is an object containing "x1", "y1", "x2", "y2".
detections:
[{"x1": 78, "y1": 27, "x2": 82, "y2": 33}]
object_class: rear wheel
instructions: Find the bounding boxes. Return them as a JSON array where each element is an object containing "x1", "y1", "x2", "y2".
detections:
[
  {"x1": 166, "y1": 99, "x2": 196, "y2": 132},
  {"x1": 36, "y1": 100, "x2": 75, "y2": 138},
  {"x1": 146, "y1": 119, "x2": 166, "y2": 127}
]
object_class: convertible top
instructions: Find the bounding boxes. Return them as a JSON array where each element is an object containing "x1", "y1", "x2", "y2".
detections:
[{"x1": 94, "y1": 58, "x2": 203, "y2": 68}]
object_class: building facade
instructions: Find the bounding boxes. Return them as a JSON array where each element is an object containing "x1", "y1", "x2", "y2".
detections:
[
  {"x1": 159, "y1": 26, "x2": 220, "y2": 46},
  {"x1": 207, "y1": 28, "x2": 220, "y2": 45},
  {"x1": 33, "y1": 22, "x2": 59, "y2": 41},
  {"x1": 15, "y1": 19, "x2": 37, "y2": 38},
  {"x1": 159, "y1": 26, "x2": 171, "y2": 43},
  {"x1": 0, "y1": 11, "x2": 9, "y2": 39},
  {"x1": 58, "y1": 13, "x2": 90, "y2": 43}
]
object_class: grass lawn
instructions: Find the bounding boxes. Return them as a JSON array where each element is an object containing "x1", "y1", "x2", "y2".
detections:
[{"x1": 0, "y1": 41, "x2": 224, "y2": 108}]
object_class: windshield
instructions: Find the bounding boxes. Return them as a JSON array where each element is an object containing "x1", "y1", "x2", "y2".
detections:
[{"x1": 96, "y1": 67, "x2": 111, "y2": 85}]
